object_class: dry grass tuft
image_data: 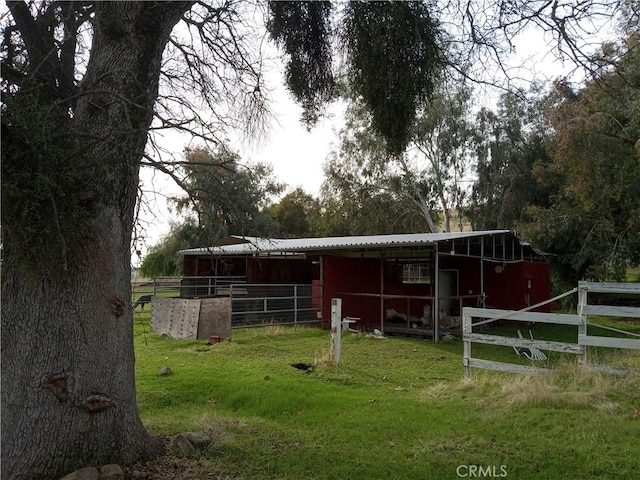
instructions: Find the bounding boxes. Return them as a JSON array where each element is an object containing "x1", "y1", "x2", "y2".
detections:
[
  {"x1": 314, "y1": 347, "x2": 332, "y2": 367},
  {"x1": 459, "y1": 363, "x2": 640, "y2": 411}
]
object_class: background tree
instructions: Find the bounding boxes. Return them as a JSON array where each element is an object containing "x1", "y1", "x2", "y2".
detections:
[
  {"x1": 139, "y1": 146, "x2": 283, "y2": 277},
  {"x1": 138, "y1": 220, "x2": 208, "y2": 278},
  {"x1": 320, "y1": 100, "x2": 436, "y2": 235},
  {"x1": 520, "y1": 32, "x2": 640, "y2": 288},
  {"x1": 467, "y1": 89, "x2": 556, "y2": 230},
  {"x1": 265, "y1": 188, "x2": 323, "y2": 238},
  {"x1": 321, "y1": 79, "x2": 473, "y2": 233},
  {"x1": 405, "y1": 80, "x2": 475, "y2": 232},
  {"x1": 170, "y1": 146, "x2": 283, "y2": 238}
]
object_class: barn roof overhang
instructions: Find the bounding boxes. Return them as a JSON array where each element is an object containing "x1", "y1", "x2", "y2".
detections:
[{"x1": 178, "y1": 230, "x2": 547, "y2": 262}]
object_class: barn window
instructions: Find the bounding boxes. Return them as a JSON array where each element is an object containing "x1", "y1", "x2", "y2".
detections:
[{"x1": 401, "y1": 263, "x2": 431, "y2": 284}]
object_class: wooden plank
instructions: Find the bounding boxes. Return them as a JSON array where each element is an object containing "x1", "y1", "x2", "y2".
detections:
[
  {"x1": 467, "y1": 358, "x2": 552, "y2": 375},
  {"x1": 197, "y1": 297, "x2": 231, "y2": 341},
  {"x1": 150, "y1": 297, "x2": 201, "y2": 339},
  {"x1": 581, "y1": 304, "x2": 640, "y2": 319},
  {"x1": 579, "y1": 281, "x2": 640, "y2": 295},
  {"x1": 587, "y1": 364, "x2": 630, "y2": 376},
  {"x1": 463, "y1": 307, "x2": 583, "y2": 326},
  {"x1": 578, "y1": 334, "x2": 640, "y2": 350},
  {"x1": 464, "y1": 333, "x2": 583, "y2": 354}
]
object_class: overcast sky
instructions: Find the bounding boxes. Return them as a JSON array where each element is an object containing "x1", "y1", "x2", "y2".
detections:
[
  {"x1": 136, "y1": 73, "x2": 345, "y2": 255},
  {"x1": 133, "y1": 22, "x2": 607, "y2": 263}
]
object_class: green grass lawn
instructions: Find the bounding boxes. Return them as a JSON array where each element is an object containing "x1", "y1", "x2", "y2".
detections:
[{"x1": 133, "y1": 315, "x2": 640, "y2": 479}]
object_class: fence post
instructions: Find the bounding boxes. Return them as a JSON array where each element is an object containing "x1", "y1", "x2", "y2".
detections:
[
  {"x1": 462, "y1": 308, "x2": 471, "y2": 379},
  {"x1": 577, "y1": 285, "x2": 588, "y2": 367},
  {"x1": 330, "y1": 298, "x2": 342, "y2": 363},
  {"x1": 294, "y1": 285, "x2": 298, "y2": 329}
]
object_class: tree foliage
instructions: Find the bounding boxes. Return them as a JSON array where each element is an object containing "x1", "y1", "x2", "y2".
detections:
[
  {"x1": 520, "y1": 33, "x2": 640, "y2": 286},
  {"x1": 139, "y1": 220, "x2": 209, "y2": 277},
  {"x1": 265, "y1": 188, "x2": 323, "y2": 238},
  {"x1": 268, "y1": 0, "x2": 444, "y2": 154},
  {"x1": 140, "y1": 146, "x2": 283, "y2": 275},
  {"x1": 467, "y1": 89, "x2": 555, "y2": 230},
  {"x1": 170, "y1": 146, "x2": 283, "y2": 238},
  {"x1": 321, "y1": 102, "x2": 432, "y2": 235},
  {"x1": 341, "y1": 1, "x2": 444, "y2": 155},
  {"x1": 267, "y1": 1, "x2": 336, "y2": 126},
  {"x1": 321, "y1": 79, "x2": 474, "y2": 233}
]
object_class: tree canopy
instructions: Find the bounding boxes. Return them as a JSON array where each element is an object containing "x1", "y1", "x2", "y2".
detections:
[{"x1": 520, "y1": 33, "x2": 640, "y2": 287}]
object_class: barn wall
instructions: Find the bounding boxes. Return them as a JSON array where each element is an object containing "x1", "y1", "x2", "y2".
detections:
[
  {"x1": 323, "y1": 256, "x2": 382, "y2": 329},
  {"x1": 484, "y1": 262, "x2": 524, "y2": 310},
  {"x1": 384, "y1": 262, "x2": 433, "y2": 319},
  {"x1": 182, "y1": 256, "x2": 247, "y2": 277},
  {"x1": 247, "y1": 257, "x2": 313, "y2": 283},
  {"x1": 439, "y1": 255, "x2": 483, "y2": 301},
  {"x1": 483, "y1": 261, "x2": 550, "y2": 312},
  {"x1": 523, "y1": 262, "x2": 551, "y2": 311},
  {"x1": 183, "y1": 256, "x2": 197, "y2": 276}
]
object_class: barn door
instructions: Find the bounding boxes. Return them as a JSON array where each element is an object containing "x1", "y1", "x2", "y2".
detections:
[{"x1": 438, "y1": 269, "x2": 459, "y2": 316}]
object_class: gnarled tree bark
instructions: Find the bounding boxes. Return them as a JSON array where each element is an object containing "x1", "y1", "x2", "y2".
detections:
[{"x1": 1, "y1": 3, "x2": 192, "y2": 479}]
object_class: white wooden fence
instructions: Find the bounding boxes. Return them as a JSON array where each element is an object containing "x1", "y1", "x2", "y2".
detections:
[{"x1": 463, "y1": 281, "x2": 640, "y2": 378}]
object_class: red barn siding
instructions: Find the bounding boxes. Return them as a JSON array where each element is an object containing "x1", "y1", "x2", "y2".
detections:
[
  {"x1": 439, "y1": 256, "x2": 483, "y2": 301},
  {"x1": 483, "y1": 261, "x2": 550, "y2": 312},
  {"x1": 484, "y1": 262, "x2": 524, "y2": 310},
  {"x1": 246, "y1": 258, "x2": 312, "y2": 283},
  {"x1": 523, "y1": 262, "x2": 551, "y2": 311},
  {"x1": 322, "y1": 256, "x2": 382, "y2": 329},
  {"x1": 384, "y1": 262, "x2": 433, "y2": 319}
]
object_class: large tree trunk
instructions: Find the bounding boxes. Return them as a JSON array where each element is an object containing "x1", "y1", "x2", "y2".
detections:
[{"x1": 1, "y1": 3, "x2": 191, "y2": 479}]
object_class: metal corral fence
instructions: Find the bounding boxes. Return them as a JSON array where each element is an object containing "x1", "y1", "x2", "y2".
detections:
[
  {"x1": 146, "y1": 277, "x2": 323, "y2": 328},
  {"x1": 463, "y1": 281, "x2": 640, "y2": 378}
]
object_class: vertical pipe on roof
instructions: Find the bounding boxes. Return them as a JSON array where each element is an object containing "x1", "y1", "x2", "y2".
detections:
[
  {"x1": 434, "y1": 243, "x2": 440, "y2": 343},
  {"x1": 502, "y1": 234, "x2": 506, "y2": 260},
  {"x1": 380, "y1": 254, "x2": 385, "y2": 334},
  {"x1": 480, "y1": 236, "x2": 485, "y2": 308}
]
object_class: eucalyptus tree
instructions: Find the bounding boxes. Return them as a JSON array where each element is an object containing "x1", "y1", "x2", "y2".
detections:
[
  {"x1": 265, "y1": 187, "x2": 323, "y2": 238},
  {"x1": 467, "y1": 88, "x2": 555, "y2": 230},
  {"x1": 322, "y1": 80, "x2": 474, "y2": 233},
  {"x1": 520, "y1": 31, "x2": 640, "y2": 287},
  {"x1": 139, "y1": 145, "x2": 283, "y2": 277},
  {"x1": 170, "y1": 145, "x2": 283, "y2": 237}
]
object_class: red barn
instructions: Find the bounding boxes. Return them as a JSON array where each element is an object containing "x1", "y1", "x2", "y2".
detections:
[{"x1": 179, "y1": 230, "x2": 549, "y2": 340}]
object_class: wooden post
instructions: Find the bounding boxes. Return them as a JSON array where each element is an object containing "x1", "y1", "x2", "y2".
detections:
[
  {"x1": 577, "y1": 285, "x2": 588, "y2": 367},
  {"x1": 462, "y1": 308, "x2": 471, "y2": 379},
  {"x1": 330, "y1": 298, "x2": 342, "y2": 363}
]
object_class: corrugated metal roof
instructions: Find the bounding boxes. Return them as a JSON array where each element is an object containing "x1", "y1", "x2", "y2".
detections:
[{"x1": 179, "y1": 230, "x2": 512, "y2": 256}]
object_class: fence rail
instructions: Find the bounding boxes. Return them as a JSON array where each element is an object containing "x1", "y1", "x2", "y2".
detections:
[
  {"x1": 463, "y1": 281, "x2": 640, "y2": 378},
  {"x1": 229, "y1": 283, "x2": 323, "y2": 328},
  {"x1": 138, "y1": 277, "x2": 323, "y2": 329}
]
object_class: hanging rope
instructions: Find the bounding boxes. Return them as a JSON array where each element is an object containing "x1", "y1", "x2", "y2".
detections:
[{"x1": 586, "y1": 322, "x2": 640, "y2": 338}]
